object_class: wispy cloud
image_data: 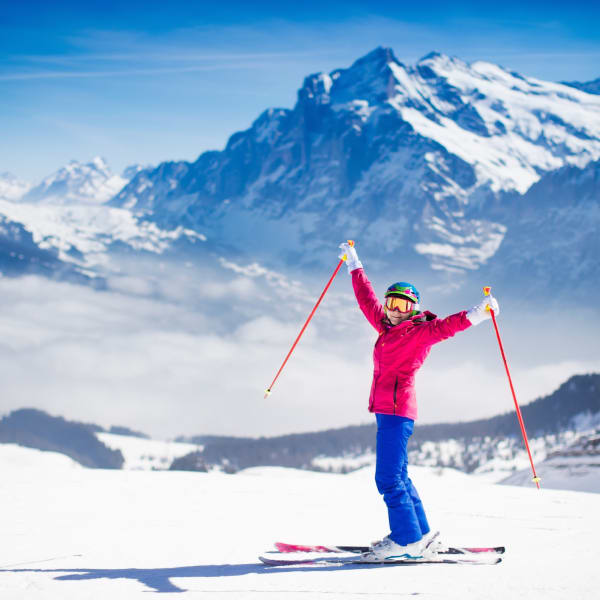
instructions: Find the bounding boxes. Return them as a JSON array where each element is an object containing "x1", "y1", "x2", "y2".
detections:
[
  {"x1": 4, "y1": 15, "x2": 599, "y2": 85},
  {"x1": 14, "y1": 50, "x2": 323, "y2": 66},
  {"x1": 0, "y1": 62, "x2": 280, "y2": 82}
]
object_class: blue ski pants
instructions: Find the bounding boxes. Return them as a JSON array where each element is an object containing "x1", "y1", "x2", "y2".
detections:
[{"x1": 375, "y1": 414, "x2": 430, "y2": 545}]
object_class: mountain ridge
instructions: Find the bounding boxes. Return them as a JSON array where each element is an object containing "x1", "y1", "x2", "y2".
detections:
[
  {"x1": 1, "y1": 48, "x2": 599, "y2": 304},
  {"x1": 563, "y1": 77, "x2": 600, "y2": 95},
  {"x1": 0, "y1": 408, "x2": 124, "y2": 469},
  {"x1": 110, "y1": 47, "x2": 600, "y2": 287},
  {"x1": 171, "y1": 373, "x2": 600, "y2": 474}
]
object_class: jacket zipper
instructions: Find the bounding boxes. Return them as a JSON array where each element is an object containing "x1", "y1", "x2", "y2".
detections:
[
  {"x1": 371, "y1": 331, "x2": 384, "y2": 412},
  {"x1": 393, "y1": 376, "x2": 398, "y2": 415}
]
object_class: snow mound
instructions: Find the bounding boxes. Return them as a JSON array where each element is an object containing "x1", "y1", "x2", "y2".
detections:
[{"x1": 0, "y1": 443, "x2": 81, "y2": 471}]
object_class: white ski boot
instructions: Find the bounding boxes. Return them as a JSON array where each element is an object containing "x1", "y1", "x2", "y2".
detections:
[{"x1": 360, "y1": 535, "x2": 428, "y2": 561}]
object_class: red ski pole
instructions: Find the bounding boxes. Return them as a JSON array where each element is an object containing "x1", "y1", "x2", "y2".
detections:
[
  {"x1": 483, "y1": 286, "x2": 541, "y2": 489},
  {"x1": 264, "y1": 241, "x2": 354, "y2": 399}
]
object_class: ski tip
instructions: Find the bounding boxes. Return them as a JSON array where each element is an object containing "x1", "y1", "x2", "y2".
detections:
[
  {"x1": 470, "y1": 556, "x2": 503, "y2": 565},
  {"x1": 463, "y1": 546, "x2": 506, "y2": 555}
]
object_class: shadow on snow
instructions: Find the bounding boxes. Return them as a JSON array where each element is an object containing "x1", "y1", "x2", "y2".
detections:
[{"x1": 1, "y1": 561, "x2": 393, "y2": 594}]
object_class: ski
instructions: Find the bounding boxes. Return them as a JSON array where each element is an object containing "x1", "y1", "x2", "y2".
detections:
[
  {"x1": 274, "y1": 541, "x2": 505, "y2": 555},
  {"x1": 259, "y1": 554, "x2": 502, "y2": 567}
]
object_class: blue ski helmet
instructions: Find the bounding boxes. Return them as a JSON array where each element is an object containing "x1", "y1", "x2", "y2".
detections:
[{"x1": 384, "y1": 282, "x2": 420, "y2": 304}]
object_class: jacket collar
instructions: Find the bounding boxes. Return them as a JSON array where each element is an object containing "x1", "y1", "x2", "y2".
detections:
[{"x1": 383, "y1": 310, "x2": 437, "y2": 329}]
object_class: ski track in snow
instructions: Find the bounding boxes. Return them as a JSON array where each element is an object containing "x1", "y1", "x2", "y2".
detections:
[{"x1": 0, "y1": 445, "x2": 598, "y2": 599}]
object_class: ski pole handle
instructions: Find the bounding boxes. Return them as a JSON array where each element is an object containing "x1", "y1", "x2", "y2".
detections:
[{"x1": 340, "y1": 239, "x2": 355, "y2": 261}]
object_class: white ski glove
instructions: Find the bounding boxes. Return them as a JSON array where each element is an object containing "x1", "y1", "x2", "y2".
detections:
[
  {"x1": 338, "y1": 242, "x2": 362, "y2": 273},
  {"x1": 466, "y1": 295, "x2": 500, "y2": 326}
]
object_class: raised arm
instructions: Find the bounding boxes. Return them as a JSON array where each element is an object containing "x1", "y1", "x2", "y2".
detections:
[
  {"x1": 422, "y1": 311, "x2": 472, "y2": 344},
  {"x1": 422, "y1": 294, "x2": 500, "y2": 345},
  {"x1": 339, "y1": 242, "x2": 385, "y2": 331}
]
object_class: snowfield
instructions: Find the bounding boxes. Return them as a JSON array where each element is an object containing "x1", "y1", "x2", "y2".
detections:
[
  {"x1": 0, "y1": 444, "x2": 598, "y2": 599},
  {"x1": 96, "y1": 432, "x2": 200, "y2": 471},
  {"x1": 0, "y1": 198, "x2": 205, "y2": 268}
]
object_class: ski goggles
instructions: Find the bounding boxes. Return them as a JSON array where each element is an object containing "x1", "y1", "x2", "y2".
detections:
[{"x1": 385, "y1": 296, "x2": 414, "y2": 313}]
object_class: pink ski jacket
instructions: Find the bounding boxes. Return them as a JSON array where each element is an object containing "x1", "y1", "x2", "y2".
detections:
[{"x1": 352, "y1": 268, "x2": 472, "y2": 420}]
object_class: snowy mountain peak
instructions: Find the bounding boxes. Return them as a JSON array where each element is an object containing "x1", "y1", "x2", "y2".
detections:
[
  {"x1": 89, "y1": 156, "x2": 109, "y2": 171},
  {"x1": 350, "y1": 45, "x2": 400, "y2": 69},
  {"x1": 299, "y1": 47, "x2": 405, "y2": 109},
  {"x1": 292, "y1": 48, "x2": 600, "y2": 196},
  {"x1": 416, "y1": 51, "x2": 465, "y2": 71},
  {"x1": 23, "y1": 157, "x2": 128, "y2": 205}
]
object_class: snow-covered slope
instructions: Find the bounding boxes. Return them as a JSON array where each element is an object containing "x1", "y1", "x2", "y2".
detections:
[
  {"x1": 96, "y1": 432, "x2": 199, "y2": 470},
  {"x1": 0, "y1": 158, "x2": 205, "y2": 276},
  {"x1": 501, "y1": 430, "x2": 600, "y2": 493},
  {"x1": 0, "y1": 446, "x2": 598, "y2": 599},
  {"x1": 0, "y1": 443, "x2": 82, "y2": 471},
  {"x1": 0, "y1": 212, "x2": 84, "y2": 279},
  {"x1": 22, "y1": 157, "x2": 127, "y2": 205},
  {"x1": 0, "y1": 198, "x2": 205, "y2": 271},
  {"x1": 112, "y1": 48, "x2": 600, "y2": 276}
]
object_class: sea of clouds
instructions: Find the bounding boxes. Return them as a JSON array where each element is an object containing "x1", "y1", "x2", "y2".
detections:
[{"x1": 0, "y1": 256, "x2": 598, "y2": 439}]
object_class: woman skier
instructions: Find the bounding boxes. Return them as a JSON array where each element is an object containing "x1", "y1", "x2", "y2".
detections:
[{"x1": 338, "y1": 241, "x2": 499, "y2": 561}]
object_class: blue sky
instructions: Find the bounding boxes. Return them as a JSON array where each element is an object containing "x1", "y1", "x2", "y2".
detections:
[{"x1": 2, "y1": 0, "x2": 599, "y2": 182}]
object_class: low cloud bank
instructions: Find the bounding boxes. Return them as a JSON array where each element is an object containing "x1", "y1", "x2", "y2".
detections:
[{"x1": 0, "y1": 269, "x2": 597, "y2": 438}]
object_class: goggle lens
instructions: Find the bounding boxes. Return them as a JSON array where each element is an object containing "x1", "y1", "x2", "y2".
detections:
[{"x1": 385, "y1": 297, "x2": 414, "y2": 313}]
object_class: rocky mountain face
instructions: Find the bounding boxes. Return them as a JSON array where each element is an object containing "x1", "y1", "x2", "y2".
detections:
[
  {"x1": 111, "y1": 48, "x2": 600, "y2": 290},
  {"x1": 1, "y1": 49, "x2": 599, "y2": 302},
  {"x1": 485, "y1": 159, "x2": 600, "y2": 299}
]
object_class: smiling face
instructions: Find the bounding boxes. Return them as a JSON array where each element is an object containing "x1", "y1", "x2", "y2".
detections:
[{"x1": 385, "y1": 307, "x2": 413, "y2": 325}]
